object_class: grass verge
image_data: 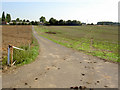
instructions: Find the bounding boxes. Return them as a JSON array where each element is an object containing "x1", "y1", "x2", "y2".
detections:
[{"x1": 2, "y1": 35, "x2": 39, "y2": 66}]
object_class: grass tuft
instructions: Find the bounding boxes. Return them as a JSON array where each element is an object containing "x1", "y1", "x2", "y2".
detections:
[{"x1": 2, "y1": 35, "x2": 39, "y2": 66}]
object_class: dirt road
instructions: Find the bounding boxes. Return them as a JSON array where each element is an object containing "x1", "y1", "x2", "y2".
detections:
[{"x1": 2, "y1": 26, "x2": 118, "y2": 88}]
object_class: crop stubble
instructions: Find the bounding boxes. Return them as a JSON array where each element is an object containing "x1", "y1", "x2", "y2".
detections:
[{"x1": 2, "y1": 25, "x2": 32, "y2": 57}]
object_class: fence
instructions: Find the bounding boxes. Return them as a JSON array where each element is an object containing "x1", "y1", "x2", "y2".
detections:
[{"x1": 7, "y1": 45, "x2": 24, "y2": 66}]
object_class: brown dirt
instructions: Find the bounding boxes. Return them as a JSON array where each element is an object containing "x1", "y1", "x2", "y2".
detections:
[
  {"x1": 45, "y1": 32, "x2": 56, "y2": 34},
  {"x1": 2, "y1": 25, "x2": 32, "y2": 57}
]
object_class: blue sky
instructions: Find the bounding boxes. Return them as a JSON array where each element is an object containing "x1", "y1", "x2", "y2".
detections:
[{"x1": 1, "y1": 0, "x2": 119, "y2": 24}]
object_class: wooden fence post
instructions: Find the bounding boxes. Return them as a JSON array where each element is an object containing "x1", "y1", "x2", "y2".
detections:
[
  {"x1": 7, "y1": 46, "x2": 10, "y2": 65},
  {"x1": 90, "y1": 38, "x2": 93, "y2": 50},
  {"x1": 11, "y1": 46, "x2": 13, "y2": 66},
  {"x1": 7, "y1": 45, "x2": 24, "y2": 66},
  {"x1": 28, "y1": 40, "x2": 30, "y2": 50}
]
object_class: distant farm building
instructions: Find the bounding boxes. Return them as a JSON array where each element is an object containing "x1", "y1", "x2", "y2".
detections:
[
  {"x1": 97, "y1": 21, "x2": 120, "y2": 25},
  {"x1": 113, "y1": 22, "x2": 120, "y2": 25},
  {"x1": 9, "y1": 21, "x2": 13, "y2": 24},
  {"x1": 16, "y1": 22, "x2": 22, "y2": 24},
  {"x1": 82, "y1": 23, "x2": 86, "y2": 25},
  {"x1": 9, "y1": 21, "x2": 30, "y2": 25}
]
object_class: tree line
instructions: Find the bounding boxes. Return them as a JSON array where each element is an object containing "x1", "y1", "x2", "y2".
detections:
[
  {"x1": 40, "y1": 16, "x2": 82, "y2": 26},
  {"x1": 1, "y1": 11, "x2": 119, "y2": 26},
  {"x1": 0, "y1": 11, "x2": 82, "y2": 26}
]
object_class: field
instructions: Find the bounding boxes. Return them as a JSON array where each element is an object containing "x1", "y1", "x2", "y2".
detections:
[
  {"x1": 2, "y1": 25, "x2": 39, "y2": 66},
  {"x1": 2, "y1": 25, "x2": 32, "y2": 57},
  {"x1": 35, "y1": 25, "x2": 119, "y2": 62}
]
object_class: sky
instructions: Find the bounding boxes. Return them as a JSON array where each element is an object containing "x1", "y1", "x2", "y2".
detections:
[{"x1": 1, "y1": 0, "x2": 120, "y2": 24}]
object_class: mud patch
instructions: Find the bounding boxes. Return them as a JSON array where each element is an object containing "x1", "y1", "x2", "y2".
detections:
[
  {"x1": 58, "y1": 68, "x2": 60, "y2": 70},
  {"x1": 35, "y1": 77, "x2": 38, "y2": 81},
  {"x1": 97, "y1": 81, "x2": 100, "y2": 83},
  {"x1": 81, "y1": 73, "x2": 85, "y2": 76},
  {"x1": 45, "y1": 32, "x2": 56, "y2": 34},
  {"x1": 25, "y1": 83, "x2": 28, "y2": 85},
  {"x1": 70, "y1": 86, "x2": 86, "y2": 89},
  {"x1": 104, "y1": 85, "x2": 108, "y2": 87}
]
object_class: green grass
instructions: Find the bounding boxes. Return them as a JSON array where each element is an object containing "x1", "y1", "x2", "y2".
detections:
[
  {"x1": 2, "y1": 35, "x2": 39, "y2": 66},
  {"x1": 34, "y1": 25, "x2": 119, "y2": 62}
]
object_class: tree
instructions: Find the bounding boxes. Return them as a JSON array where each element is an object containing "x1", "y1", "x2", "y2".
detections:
[
  {"x1": 71, "y1": 20, "x2": 81, "y2": 25},
  {"x1": 66, "y1": 20, "x2": 72, "y2": 25},
  {"x1": 91, "y1": 23, "x2": 94, "y2": 25},
  {"x1": 0, "y1": 18, "x2": 2, "y2": 24},
  {"x1": 45, "y1": 21, "x2": 50, "y2": 25},
  {"x1": 19, "y1": 20, "x2": 22, "y2": 22},
  {"x1": 40, "y1": 16, "x2": 46, "y2": 24},
  {"x1": 6, "y1": 14, "x2": 11, "y2": 23},
  {"x1": 65, "y1": 20, "x2": 81, "y2": 26},
  {"x1": 16, "y1": 18, "x2": 20, "y2": 22},
  {"x1": 12, "y1": 20, "x2": 16, "y2": 22},
  {"x1": 58, "y1": 19, "x2": 65, "y2": 25},
  {"x1": 2, "y1": 11, "x2": 5, "y2": 21},
  {"x1": 26, "y1": 20, "x2": 29, "y2": 22},
  {"x1": 31, "y1": 21, "x2": 35, "y2": 25},
  {"x1": 30, "y1": 21, "x2": 38, "y2": 25},
  {"x1": 6, "y1": 14, "x2": 8, "y2": 22},
  {"x1": 87, "y1": 23, "x2": 94, "y2": 25},
  {"x1": 35, "y1": 21, "x2": 38, "y2": 25},
  {"x1": 71, "y1": 20, "x2": 77, "y2": 25},
  {"x1": 18, "y1": 23, "x2": 22, "y2": 25},
  {"x1": 49, "y1": 18, "x2": 58, "y2": 25},
  {"x1": 23, "y1": 19, "x2": 26, "y2": 22},
  {"x1": 9, "y1": 14, "x2": 11, "y2": 22},
  {"x1": 13, "y1": 21, "x2": 16, "y2": 25},
  {"x1": 22, "y1": 22, "x2": 25, "y2": 25}
]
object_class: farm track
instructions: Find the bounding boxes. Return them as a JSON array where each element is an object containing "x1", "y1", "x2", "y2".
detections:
[{"x1": 2, "y1": 26, "x2": 118, "y2": 88}]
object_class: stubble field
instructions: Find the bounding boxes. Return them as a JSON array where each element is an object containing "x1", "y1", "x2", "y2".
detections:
[
  {"x1": 2, "y1": 25, "x2": 39, "y2": 66},
  {"x1": 2, "y1": 25, "x2": 32, "y2": 57}
]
